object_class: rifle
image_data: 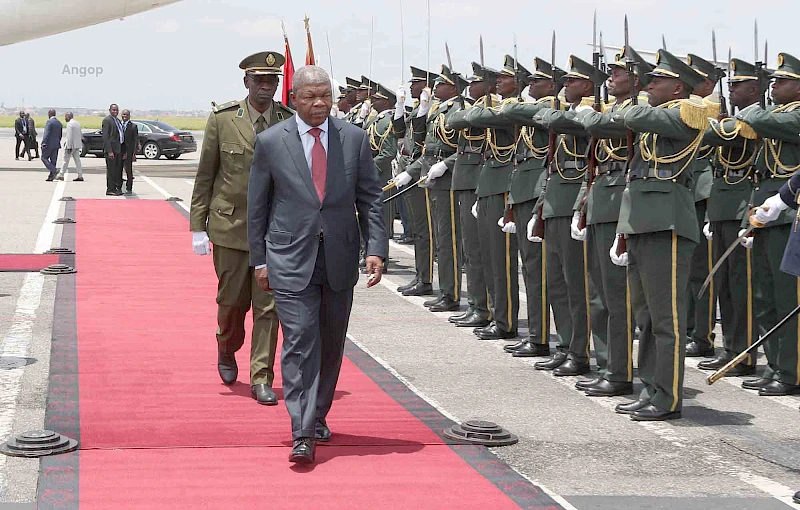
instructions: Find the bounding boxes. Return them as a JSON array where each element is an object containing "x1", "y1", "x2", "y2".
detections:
[
  {"x1": 531, "y1": 31, "x2": 558, "y2": 239},
  {"x1": 577, "y1": 13, "x2": 603, "y2": 231},
  {"x1": 754, "y1": 20, "x2": 766, "y2": 109},
  {"x1": 712, "y1": 30, "x2": 728, "y2": 120},
  {"x1": 618, "y1": 15, "x2": 637, "y2": 258},
  {"x1": 502, "y1": 35, "x2": 521, "y2": 227}
]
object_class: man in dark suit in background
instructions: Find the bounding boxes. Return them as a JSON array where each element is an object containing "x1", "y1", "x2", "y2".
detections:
[
  {"x1": 120, "y1": 109, "x2": 139, "y2": 195},
  {"x1": 25, "y1": 113, "x2": 39, "y2": 159},
  {"x1": 40, "y1": 109, "x2": 62, "y2": 181},
  {"x1": 247, "y1": 65, "x2": 388, "y2": 464},
  {"x1": 102, "y1": 103, "x2": 123, "y2": 195},
  {"x1": 14, "y1": 111, "x2": 29, "y2": 160}
]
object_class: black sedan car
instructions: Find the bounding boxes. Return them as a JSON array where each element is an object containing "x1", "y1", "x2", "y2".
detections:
[{"x1": 81, "y1": 120, "x2": 197, "y2": 160}]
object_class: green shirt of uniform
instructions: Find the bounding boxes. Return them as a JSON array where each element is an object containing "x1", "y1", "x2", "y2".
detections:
[{"x1": 365, "y1": 109, "x2": 399, "y2": 176}]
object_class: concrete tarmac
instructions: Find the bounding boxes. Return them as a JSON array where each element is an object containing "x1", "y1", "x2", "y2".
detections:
[{"x1": 0, "y1": 151, "x2": 798, "y2": 509}]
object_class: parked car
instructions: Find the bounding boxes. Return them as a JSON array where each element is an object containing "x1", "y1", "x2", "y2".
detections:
[{"x1": 81, "y1": 120, "x2": 197, "y2": 160}]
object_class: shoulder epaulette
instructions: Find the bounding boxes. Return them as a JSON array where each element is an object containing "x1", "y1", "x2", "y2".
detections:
[
  {"x1": 211, "y1": 100, "x2": 239, "y2": 113},
  {"x1": 678, "y1": 96, "x2": 709, "y2": 130},
  {"x1": 274, "y1": 101, "x2": 294, "y2": 121}
]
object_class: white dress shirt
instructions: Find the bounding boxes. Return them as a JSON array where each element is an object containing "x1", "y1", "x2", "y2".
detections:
[{"x1": 295, "y1": 114, "x2": 329, "y2": 173}]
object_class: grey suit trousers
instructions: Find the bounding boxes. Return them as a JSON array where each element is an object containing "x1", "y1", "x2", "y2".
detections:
[{"x1": 272, "y1": 241, "x2": 354, "y2": 440}]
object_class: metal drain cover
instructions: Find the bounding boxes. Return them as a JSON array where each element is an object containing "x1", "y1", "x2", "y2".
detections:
[
  {"x1": 443, "y1": 420, "x2": 518, "y2": 446},
  {"x1": 59, "y1": 196, "x2": 76, "y2": 201},
  {"x1": 53, "y1": 217, "x2": 75, "y2": 224},
  {"x1": 45, "y1": 247, "x2": 75, "y2": 255},
  {"x1": 40, "y1": 264, "x2": 76, "y2": 275},
  {"x1": 1, "y1": 430, "x2": 78, "y2": 457}
]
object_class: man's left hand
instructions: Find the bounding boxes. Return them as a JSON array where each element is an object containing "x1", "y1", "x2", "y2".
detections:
[{"x1": 365, "y1": 256, "x2": 383, "y2": 288}]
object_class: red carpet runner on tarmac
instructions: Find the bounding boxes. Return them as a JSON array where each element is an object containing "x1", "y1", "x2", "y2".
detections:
[
  {"x1": 37, "y1": 199, "x2": 561, "y2": 509},
  {"x1": 0, "y1": 254, "x2": 59, "y2": 272}
]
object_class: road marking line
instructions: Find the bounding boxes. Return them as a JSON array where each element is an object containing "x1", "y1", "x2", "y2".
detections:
[
  {"x1": 184, "y1": 179, "x2": 195, "y2": 186},
  {"x1": 137, "y1": 173, "x2": 189, "y2": 213}
]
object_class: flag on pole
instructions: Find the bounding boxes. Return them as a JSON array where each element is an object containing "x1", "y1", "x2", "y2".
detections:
[
  {"x1": 281, "y1": 21, "x2": 295, "y2": 108},
  {"x1": 304, "y1": 15, "x2": 315, "y2": 66}
]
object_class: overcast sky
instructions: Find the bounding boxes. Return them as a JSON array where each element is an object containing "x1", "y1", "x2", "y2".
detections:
[{"x1": 0, "y1": 0, "x2": 795, "y2": 112}]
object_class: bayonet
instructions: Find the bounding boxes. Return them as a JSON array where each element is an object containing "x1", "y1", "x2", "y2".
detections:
[
  {"x1": 368, "y1": 17, "x2": 374, "y2": 95},
  {"x1": 479, "y1": 35, "x2": 484, "y2": 67},
  {"x1": 445, "y1": 41, "x2": 453, "y2": 72},
  {"x1": 593, "y1": 10, "x2": 598, "y2": 55},
  {"x1": 712, "y1": 29, "x2": 728, "y2": 117},
  {"x1": 754, "y1": 19, "x2": 759, "y2": 63},
  {"x1": 599, "y1": 30, "x2": 608, "y2": 102},
  {"x1": 513, "y1": 33, "x2": 520, "y2": 98},
  {"x1": 399, "y1": 0, "x2": 405, "y2": 86},
  {"x1": 662, "y1": 34, "x2": 667, "y2": 51}
]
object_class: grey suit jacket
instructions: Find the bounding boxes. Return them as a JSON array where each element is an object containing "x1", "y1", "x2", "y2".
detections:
[{"x1": 247, "y1": 115, "x2": 388, "y2": 292}]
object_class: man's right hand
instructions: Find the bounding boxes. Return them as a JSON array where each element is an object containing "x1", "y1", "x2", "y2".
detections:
[
  {"x1": 192, "y1": 231, "x2": 211, "y2": 255},
  {"x1": 255, "y1": 267, "x2": 271, "y2": 291},
  {"x1": 393, "y1": 171, "x2": 412, "y2": 187}
]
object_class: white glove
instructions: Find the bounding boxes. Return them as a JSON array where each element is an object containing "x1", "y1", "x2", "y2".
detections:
[
  {"x1": 394, "y1": 88, "x2": 406, "y2": 119},
  {"x1": 527, "y1": 215, "x2": 543, "y2": 243},
  {"x1": 192, "y1": 231, "x2": 211, "y2": 256},
  {"x1": 390, "y1": 158, "x2": 399, "y2": 176},
  {"x1": 427, "y1": 161, "x2": 447, "y2": 180},
  {"x1": 417, "y1": 88, "x2": 432, "y2": 117},
  {"x1": 501, "y1": 220, "x2": 517, "y2": 234},
  {"x1": 703, "y1": 222, "x2": 713, "y2": 240},
  {"x1": 610, "y1": 235, "x2": 629, "y2": 266},
  {"x1": 570, "y1": 211, "x2": 586, "y2": 241},
  {"x1": 471, "y1": 201, "x2": 478, "y2": 218},
  {"x1": 739, "y1": 228, "x2": 754, "y2": 249},
  {"x1": 394, "y1": 171, "x2": 412, "y2": 187},
  {"x1": 754, "y1": 193, "x2": 789, "y2": 225},
  {"x1": 358, "y1": 100, "x2": 371, "y2": 120}
]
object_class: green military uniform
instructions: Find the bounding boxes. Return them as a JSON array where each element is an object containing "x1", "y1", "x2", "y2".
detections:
[
  {"x1": 527, "y1": 56, "x2": 604, "y2": 372},
  {"x1": 736, "y1": 52, "x2": 800, "y2": 392},
  {"x1": 700, "y1": 58, "x2": 764, "y2": 373},
  {"x1": 576, "y1": 48, "x2": 651, "y2": 389},
  {"x1": 442, "y1": 63, "x2": 497, "y2": 323},
  {"x1": 365, "y1": 83, "x2": 400, "y2": 238},
  {"x1": 447, "y1": 56, "x2": 521, "y2": 337},
  {"x1": 393, "y1": 67, "x2": 436, "y2": 294},
  {"x1": 190, "y1": 51, "x2": 292, "y2": 387},
  {"x1": 614, "y1": 50, "x2": 706, "y2": 417},
  {"x1": 405, "y1": 66, "x2": 466, "y2": 307},
  {"x1": 684, "y1": 54, "x2": 722, "y2": 355}
]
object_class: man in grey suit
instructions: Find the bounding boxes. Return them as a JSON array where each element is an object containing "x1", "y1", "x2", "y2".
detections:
[
  {"x1": 41, "y1": 109, "x2": 62, "y2": 181},
  {"x1": 248, "y1": 65, "x2": 388, "y2": 464}
]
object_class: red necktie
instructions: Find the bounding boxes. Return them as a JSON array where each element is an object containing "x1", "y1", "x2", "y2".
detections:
[{"x1": 308, "y1": 127, "x2": 327, "y2": 202}]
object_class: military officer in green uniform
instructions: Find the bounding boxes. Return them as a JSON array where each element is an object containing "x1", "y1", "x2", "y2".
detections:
[
  {"x1": 698, "y1": 58, "x2": 765, "y2": 376},
  {"x1": 334, "y1": 86, "x2": 351, "y2": 118},
  {"x1": 448, "y1": 56, "x2": 522, "y2": 339},
  {"x1": 572, "y1": 47, "x2": 652, "y2": 395},
  {"x1": 392, "y1": 66, "x2": 437, "y2": 296},
  {"x1": 365, "y1": 83, "x2": 400, "y2": 239},
  {"x1": 611, "y1": 50, "x2": 706, "y2": 420},
  {"x1": 190, "y1": 51, "x2": 293, "y2": 405},
  {"x1": 684, "y1": 53, "x2": 723, "y2": 357},
  {"x1": 525, "y1": 56, "x2": 605, "y2": 375},
  {"x1": 735, "y1": 52, "x2": 800, "y2": 395},
  {"x1": 401, "y1": 65, "x2": 466, "y2": 311},
  {"x1": 342, "y1": 77, "x2": 361, "y2": 122},
  {"x1": 445, "y1": 63, "x2": 498, "y2": 328}
]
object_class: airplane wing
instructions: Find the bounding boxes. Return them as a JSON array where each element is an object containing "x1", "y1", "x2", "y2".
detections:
[{"x1": 0, "y1": 0, "x2": 183, "y2": 46}]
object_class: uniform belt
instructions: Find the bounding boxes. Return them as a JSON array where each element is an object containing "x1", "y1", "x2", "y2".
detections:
[
  {"x1": 424, "y1": 148, "x2": 455, "y2": 158},
  {"x1": 561, "y1": 161, "x2": 586, "y2": 171},
  {"x1": 318, "y1": 232, "x2": 324, "y2": 242},
  {"x1": 596, "y1": 161, "x2": 626, "y2": 174},
  {"x1": 458, "y1": 147, "x2": 483, "y2": 155}
]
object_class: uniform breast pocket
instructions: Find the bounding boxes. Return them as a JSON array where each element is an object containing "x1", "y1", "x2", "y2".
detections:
[{"x1": 221, "y1": 142, "x2": 246, "y2": 173}]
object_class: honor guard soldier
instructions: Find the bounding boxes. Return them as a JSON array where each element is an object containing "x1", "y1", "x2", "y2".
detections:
[
  {"x1": 190, "y1": 51, "x2": 292, "y2": 405},
  {"x1": 334, "y1": 86, "x2": 350, "y2": 118},
  {"x1": 445, "y1": 63, "x2": 499, "y2": 329},
  {"x1": 448, "y1": 56, "x2": 524, "y2": 339},
  {"x1": 684, "y1": 53, "x2": 724, "y2": 357},
  {"x1": 392, "y1": 66, "x2": 437, "y2": 297},
  {"x1": 527, "y1": 56, "x2": 605, "y2": 376},
  {"x1": 699, "y1": 58, "x2": 766, "y2": 377},
  {"x1": 349, "y1": 76, "x2": 377, "y2": 128},
  {"x1": 611, "y1": 49, "x2": 707, "y2": 420},
  {"x1": 402, "y1": 65, "x2": 467, "y2": 312},
  {"x1": 737, "y1": 52, "x2": 800, "y2": 396},
  {"x1": 365, "y1": 83, "x2": 400, "y2": 240},
  {"x1": 343, "y1": 77, "x2": 361, "y2": 122},
  {"x1": 573, "y1": 46, "x2": 652, "y2": 396}
]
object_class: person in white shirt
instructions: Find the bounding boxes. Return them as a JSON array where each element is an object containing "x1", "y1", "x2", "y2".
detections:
[{"x1": 56, "y1": 112, "x2": 84, "y2": 181}]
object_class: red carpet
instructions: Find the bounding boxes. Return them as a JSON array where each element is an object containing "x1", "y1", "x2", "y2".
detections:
[
  {"x1": 52, "y1": 199, "x2": 545, "y2": 509},
  {"x1": 0, "y1": 253, "x2": 58, "y2": 271}
]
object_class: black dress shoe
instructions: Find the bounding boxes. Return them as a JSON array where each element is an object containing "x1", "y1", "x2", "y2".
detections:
[
  {"x1": 402, "y1": 282, "x2": 434, "y2": 296},
  {"x1": 429, "y1": 297, "x2": 460, "y2": 312},
  {"x1": 449, "y1": 307, "x2": 475, "y2": 323},
  {"x1": 289, "y1": 438, "x2": 315, "y2": 464},
  {"x1": 397, "y1": 279, "x2": 419, "y2": 292},
  {"x1": 697, "y1": 354, "x2": 734, "y2": 371},
  {"x1": 553, "y1": 359, "x2": 590, "y2": 377},
  {"x1": 534, "y1": 351, "x2": 568, "y2": 371},
  {"x1": 105, "y1": 190, "x2": 116, "y2": 196},
  {"x1": 217, "y1": 353, "x2": 238, "y2": 386},
  {"x1": 724, "y1": 364, "x2": 756, "y2": 377},
  {"x1": 686, "y1": 340, "x2": 715, "y2": 357},
  {"x1": 631, "y1": 403, "x2": 681, "y2": 421},
  {"x1": 476, "y1": 323, "x2": 518, "y2": 340},
  {"x1": 251, "y1": 384, "x2": 278, "y2": 405},
  {"x1": 503, "y1": 339, "x2": 527, "y2": 353},
  {"x1": 423, "y1": 295, "x2": 444, "y2": 308},
  {"x1": 742, "y1": 377, "x2": 773, "y2": 390},
  {"x1": 575, "y1": 376, "x2": 603, "y2": 390},
  {"x1": 113, "y1": 190, "x2": 124, "y2": 196},
  {"x1": 758, "y1": 380, "x2": 800, "y2": 396},
  {"x1": 585, "y1": 380, "x2": 634, "y2": 397},
  {"x1": 615, "y1": 399, "x2": 650, "y2": 415},
  {"x1": 794, "y1": 491, "x2": 800, "y2": 504},
  {"x1": 454, "y1": 313, "x2": 491, "y2": 328},
  {"x1": 474, "y1": 322, "x2": 495, "y2": 336},
  {"x1": 315, "y1": 419, "x2": 331, "y2": 442},
  {"x1": 512, "y1": 342, "x2": 550, "y2": 358}
]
